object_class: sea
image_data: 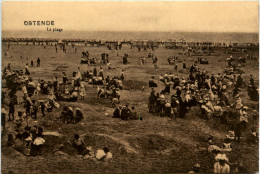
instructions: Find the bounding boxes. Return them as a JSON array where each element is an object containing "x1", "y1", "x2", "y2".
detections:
[{"x1": 2, "y1": 30, "x2": 259, "y2": 43}]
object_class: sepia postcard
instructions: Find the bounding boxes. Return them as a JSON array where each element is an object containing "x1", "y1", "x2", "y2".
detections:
[{"x1": 1, "y1": 1, "x2": 259, "y2": 173}]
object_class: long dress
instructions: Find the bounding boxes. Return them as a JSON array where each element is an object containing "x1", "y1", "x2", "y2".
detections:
[{"x1": 79, "y1": 87, "x2": 86, "y2": 98}]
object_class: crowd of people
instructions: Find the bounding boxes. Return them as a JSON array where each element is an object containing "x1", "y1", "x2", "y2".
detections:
[
  {"x1": 1, "y1": 53, "x2": 127, "y2": 158},
  {"x1": 1, "y1": 41, "x2": 259, "y2": 172},
  {"x1": 148, "y1": 55, "x2": 258, "y2": 173}
]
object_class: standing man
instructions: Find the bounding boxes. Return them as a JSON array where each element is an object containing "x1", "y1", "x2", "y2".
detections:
[
  {"x1": 171, "y1": 95, "x2": 179, "y2": 119},
  {"x1": 153, "y1": 56, "x2": 158, "y2": 68},
  {"x1": 93, "y1": 66, "x2": 97, "y2": 77},
  {"x1": 31, "y1": 58, "x2": 34, "y2": 67},
  {"x1": 53, "y1": 77, "x2": 58, "y2": 93},
  {"x1": 8, "y1": 93, "x2": 17, "y2": 121},
  {"x1": 175, "y1": 64, "x2": 178, "y2": 72},
  {"x1": 1, "y1": 108, "x2": 6, "y2": 133},
  {"x1": 62, "y1": 72, "x2": 68, "y2": 84},
  {"x1": 25, "y1": 63, "x2": 30, "y2": 76},
  {"x1": 37, "y1": 57, "x2": 41, "y2": 67}
]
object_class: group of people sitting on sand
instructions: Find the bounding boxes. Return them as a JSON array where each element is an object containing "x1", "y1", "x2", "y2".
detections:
[
  {"x1": 148, "y1": 63, "x2": 258, "y2": 120},
  {"x1": 96, "y1": 72, "x2": 125, "y2": 106},
  {"x1": 69, "y1": 134, "x2": 113, "y2": 161},
  {"x1": 81, "y1": 50, "x2": 110, "y2": 65},
  {"x1": 188, "y1": 114, "x2": 258, "y2": 173},
  {"x1": 147, "y1": 54, "x2": 258, "y2": 173},
  {"x1": 5, "y1": 124, "x2": 45, "y2": 156},
  {"x1": 59, "y1": 107, "x2": 83, "y2": 124},
  {"x1": 112, "y1": 104, "x2": 139, "y2": 120}
]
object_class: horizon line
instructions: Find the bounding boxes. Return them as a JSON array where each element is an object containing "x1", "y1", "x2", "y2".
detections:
[{"x1": 2, "y1": 29, "x2": 259, "y2": 34}]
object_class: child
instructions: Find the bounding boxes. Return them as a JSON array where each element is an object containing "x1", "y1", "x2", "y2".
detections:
[
  {"x1": 31, "y1": 100, "x2": 38, "y2": 120},
  {"x1": 79, "y1": 86, "x2": 86, "y2": 100},
  {"x1": 14, "y1": 111, "x2": 23, "y2": 132},
  {"x1": 39, "y1": 100, "x2": 46, "y2": 117},
  {"x1": 252, "y1": 110, "x2": 258, "y2": 125}
]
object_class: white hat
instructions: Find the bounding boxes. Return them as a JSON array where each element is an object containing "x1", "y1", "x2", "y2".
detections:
[
  {"x1": 33, "y1": 137, "x2": 45, "y2": 145},
  {"x1": 165, "y1": 103, "x2": 171, "y2": 107},
  {"x1": 215, "y1": 154, "x2": 228, "y2": 162},
  {"x1": 1, "y1": 108, "x2": 6, "y2": 113},
  {"x1": 242, "y1": 106, "x2": 248, "y2": 110}
]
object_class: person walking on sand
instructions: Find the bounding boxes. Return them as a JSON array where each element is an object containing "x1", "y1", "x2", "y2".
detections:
[
  {"x1": 31, "y1": 58, "x2": 34, "y2": 67},
  {"x1": 175, "y1": 64, "x2": 178, "y2": 72},
  {"x1": 25, "y1": 63, "x2": 30, "y2": 76},
  {"x1": 37, "y1": 57, "x2": 41, "y2": 67}
]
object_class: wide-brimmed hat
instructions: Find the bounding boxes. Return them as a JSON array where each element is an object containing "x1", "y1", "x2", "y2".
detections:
[
  {"x1": 1, "y1": 108, "x2": 6, "y2": 113},
  {"x1": 242, "y1": 106, "x2": 248, "y2": 110},
  {"x1": 193, "y1": 163, "x2": 201, "y2": 170},
  {"x1": 165, "y1": 103, "x2": 171, "y2": 107}
]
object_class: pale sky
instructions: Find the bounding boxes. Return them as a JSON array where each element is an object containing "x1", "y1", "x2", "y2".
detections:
[{"x1": 2, "y1": 1, "x2": 259, "y2": 33}]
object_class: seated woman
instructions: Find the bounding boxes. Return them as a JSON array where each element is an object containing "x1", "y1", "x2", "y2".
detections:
[
  {"x1": 27, "y1": 79, "x2": 36, "y2": 97},
  {"x1": 97, "y1": 76, "x2": 103, "y2": 85},
  {"x1": 48, "y1": 91, "x2": 57, "y2": 103},
  {"x1": 116, "y1": 80, "x2": 123, "y2": 90},
  {"x1": 215, "y1": 150, "x2": 229, "y2": 163},
  {"x1": 111, "y1": 97, "x2": 120, "y2": 107},
  {"x1": 95, "y1": 147, "x2": 113, "y2": 162},
  {"x1": 129, "y1": 106, "x2": 138, "y2": 120},
  {"x1": 69, "y1": 90, "x2": 78, "y2": 102},
  {"x1": 113, "y1": 106, "x2": 122, "y2": 118},
  {"x1": 31, "y1": 134, "x2": 45, "y2": 156},
  {"x1": 22, "y1": 130, "x2": 33, "y2": 156},
  {"x1": 164, "y1": 101, "x2": 171, "y2": 117},
  {"x1": 97, "y1": 87, "x2": 106, "y2": 98},
  {"x1": 208, "y1": 144, "x2": 221, "y2": 155},
  {"x1": 149, "y1": 77, "x2": 157, "y2": 88},
  {"x1": 66, "y1": 107, "x2": 74, "y2": 124},
  {"x1": 188, "y1": 163, "x2": 201, "y2": 173},
  {"x1": 159, "y1": 75, "x2": 164, "y2": 83},
  {"x1": 214, "y1": 158, "x2": 230, "y2": 174},
  {"x1": 247, "y1": 127, "x2": 258, "y2": 144},
  {"x1": 74, "y1": 108, "x2": 83, "y2": 123},
  {"x1": 72, "y1": 134, "x2": 89, "y2": 156},
  {"x1": 213, "y1": 105, "x2": 223, "y2": 117},
  {"x1": 14, "y1": 134, "x2": 24, "y2": 153},
  {"x1": 60, "y1": 106, "x2": 68, "y2": 123},
  {"x1": 42, "y1": 82, "x2": 49, "y2": 94},
  {"x1": 222, "y1": 138, "x2": 233, "y2": 152},
  {"x1": 207, "y1": 136, "x2": 221, "y2": 154},
  {"x1": 107, "y1": 63, "x2": 116, "y2": 70},
  {"x1": 226, "y1": 130, "x2": 235, "y2": 140}
]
